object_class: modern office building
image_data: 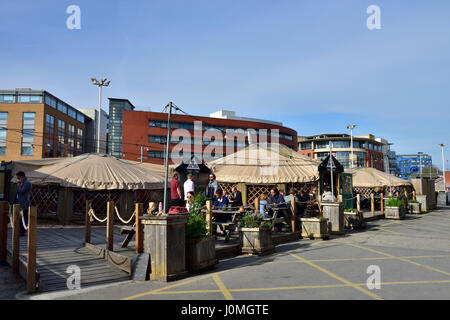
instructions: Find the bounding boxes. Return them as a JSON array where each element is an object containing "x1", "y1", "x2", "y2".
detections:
[
  {"x1": 396, "y1": 153, "x2": 433, "y2": 179},
  {"x1": 121, "y1": 109, "x2": 298, "y2": 164},
  {"x1": 0, "y1": 89, "x2": 88, "y2": 161},
  {"x1": 107, "y1": 98, "x2": 135, "y2": 159},
  {"x1": 77, "y1": 108, "x2": 109, "y2": 153},
  {"x1": 298, "y1": 133, "x2": 386, "y2": 170}
]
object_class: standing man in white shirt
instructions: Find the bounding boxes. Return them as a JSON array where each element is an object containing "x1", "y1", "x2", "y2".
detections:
[{"x1": 183, "y1": 173, "x2": 195, "y2": 203}]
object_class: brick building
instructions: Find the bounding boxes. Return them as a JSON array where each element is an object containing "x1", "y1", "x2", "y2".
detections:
[
  {"x1": 0, "y1": 89, "x2": 88, "y2": 161},
  {"x1": 120, "y1": 109, "x2": 298, "y2": 164}
]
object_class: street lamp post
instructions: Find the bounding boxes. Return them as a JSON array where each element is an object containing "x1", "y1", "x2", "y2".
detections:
[
  {"x1": 418, "y1": 152, "x2": 423, "y2": 180},
  {"x1": 347, "y1": 125, "x2": 356, "y2": 168},
  {"x1": 91, "y1": 78, "x2": 110, "y2": 153},
  {"x1": 140, "y1": 146, "x2": 150, "y2": 163},
  {"x1": 439, "y1": 144, "x2": 446, "y2": 191}
]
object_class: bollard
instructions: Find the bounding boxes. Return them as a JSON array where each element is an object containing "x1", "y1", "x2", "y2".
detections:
[
  {"x1": 254, "y1": 197, "x2": 260, "y2": 214},
  {"x1": 404, "y1": 191, "x2": 409, "y2": 210},
  {"x1": 85, "y1": 200, "x2": 92, "y2": 244},
  {"x1": 356, "y1": 194, "x2": 361, "y2": 213},
  {"x1": 27, "y1": 207, "x2": 37, "y2": 293},
  {"x1": 380, "y1": 193, "x2": 384, "y2": 215},
  {"x1": 12, "y1": 204, "x2": 21, "y2": 274},
  {"x1": 0, "y1": 202, "x2": 8, "y2": 263},
  {"x1": 413, "y1": 191, "x2": 416, "y2": 201},
  {"x1": 371, "y1": 193, "x2": 375, "y2": 217},
  {"x1": 205, "y1": 200, "x2": 212, "y2": 236},
  {"x1": 107, "y1": 201, "x2": 114, "y2": 251},
  {"x1": 290, "y1": 197, "x2": 297, "y2": 232},
  {"x1": 136, "y1": 203, "x2": 144, "y2": 254}
]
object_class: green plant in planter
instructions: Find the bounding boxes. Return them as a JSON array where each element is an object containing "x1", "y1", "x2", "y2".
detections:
[
  {"x1": 344, "y1": 208, "x2": 359, "y2": 213},
  {"x1": 386, "y1": 198, "x2": 404, "y2": 207},
  {"x1": 239, "y1": 212, "x2": 272, "y2": 229},
  {"x1": 186, "y1": 194, "x2": 207, "y2": 239},
  {"x1": 408, "y1": 199, "x2": 419, "y2": 204}
]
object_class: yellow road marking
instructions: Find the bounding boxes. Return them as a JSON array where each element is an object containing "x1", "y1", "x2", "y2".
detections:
[
  {"x1": 347, "y1": 243, "x2": 450, "y2": 277},
  {"x1": 153, "y1": 279, "x2": 450, "y2": 295},
  {"x1": 212, "y1": 274, "x2": 234, "y2": 300},
  {"x1": 289, "y1": 253, "x2": 384, "y2": 300},
  {"x1": 266, "y1": 254, "x2": 450, "y2": 264}
]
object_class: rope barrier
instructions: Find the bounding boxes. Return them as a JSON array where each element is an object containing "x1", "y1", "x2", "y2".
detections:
[
  {"x1": 8, "y1": 205, "x2": 14, "y2": 229},
  {"x1": 88, "y1": 208, "x2": 107, "y2": 223},
  {"x1": 114, "y1": 206, "x2": 136, "y2": 225},
  {"x1": 20, "y1": 210, "x2": 29, "y2": 231}
]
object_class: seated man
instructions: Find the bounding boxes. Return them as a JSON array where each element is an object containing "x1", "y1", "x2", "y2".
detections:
[
  {"x1": 213, "y1": 188, "x2": 231, "y2": 236},
  {"x1": 268, "y1": 188, "x2": 288, "y2": 231},
  {"x1": 322, "y1": 187, "x2": 337, "y2": 202},
  {"x1": 229, "y1": 186, "x2": 243, "y2": 207}
]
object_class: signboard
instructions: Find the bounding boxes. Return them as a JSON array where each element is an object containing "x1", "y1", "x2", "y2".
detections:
[{"x1": 187, "y1": 157, "x2": 200, "y2": 172}]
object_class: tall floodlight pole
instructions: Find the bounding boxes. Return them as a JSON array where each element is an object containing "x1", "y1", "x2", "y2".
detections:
[
  {"x1": 91, "y1": 78, "x2": 110, "y2": 153},
  {"x1": 329, "y1": 142, "x2": 335, "y2": 199},
  {"x1": 418, "y1": 152, "x2": 423, "y2": 180},
  {"x1": 347, "y1": 125, "x2": 356, "y2": 168},
  {"x1": 439, "y1": 144, "x2": 446, "y2": 191},
  {"x1": 163, "y1": 102, "x2": 173, "y2": 213}
]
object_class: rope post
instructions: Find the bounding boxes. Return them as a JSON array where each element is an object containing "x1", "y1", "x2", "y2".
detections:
[
  {"x1": 206, "y1": 200, "x2": 212, "y2": 236},
  {"x1": 290, "y1": 197, "x2": 296, "y2": 232},
  {"x1": 337, "y1": 195, "x2": 343, "y2": 203},
  {"x1": 0, "y1": 202, "x2": 8, "y2": 263},
  {"x1": 85, "y1": 200, "x2": 92, "y2": 244},
  {"x1": 370, "y1": 193, "x2": 375, "y2": 217},
  {"x1": 27, "y1": 207, "x2": 37, "y2": 293},
  {"x1": 413, "y1": 190, "x2": 416, "y2": 201},
  {"x1": 12, "y1": 204, "x2": 21, "y2": 274},
  {"x1": 404, "y1": 190, "x2": 408, "y2": 210},
  {"x1": 106, "y1": 201, "x2": 114, "y2": 251},
  {"x1": 254, "y1": 197, "x2": 260, "y2": 213},
  {"x1": 135, "y1": 203, "x2": 144, "y2": 254},
  {"x1": 356, "y1": 194, "x2": 361, "y2": 212},
  {"x1": 380, "y1": 193, "x2": 384, "y2": 215}
]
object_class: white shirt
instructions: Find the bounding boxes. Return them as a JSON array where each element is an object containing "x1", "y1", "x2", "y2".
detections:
[
  {"x1": 183, "y1": 179, "x2": 195, "y2": 200},
  {"x1": 322, "y1": 191, "x2": 337, "y2": 202}
]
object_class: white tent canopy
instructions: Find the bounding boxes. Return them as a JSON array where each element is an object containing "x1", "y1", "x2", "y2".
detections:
[
  {"x1": 207, "y1": 143, "x2": 321, "y2": 184},
  {"x1": 346, "y1": 167, "x2": 411, "y2": 188},
  {"x1": 11, "y1": 154, "x2": 165, "y2": 190}
]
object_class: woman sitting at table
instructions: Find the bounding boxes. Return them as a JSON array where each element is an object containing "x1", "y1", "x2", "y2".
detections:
[
  {"x1": 259, "y1": 194, "x2": 270, "y2": 218},
  {"x1": 213, "y1": 188, "x2": 231, "y2": 236}
]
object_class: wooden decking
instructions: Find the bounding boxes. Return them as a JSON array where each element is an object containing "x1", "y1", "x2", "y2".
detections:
[{"x1": 6, "y1": 226, "x2": 130, "y2": 292}]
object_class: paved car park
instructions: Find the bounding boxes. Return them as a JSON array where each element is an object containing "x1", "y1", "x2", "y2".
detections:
[{"x1": 22, "y1": 206, "x2": 450, "y2": 300}]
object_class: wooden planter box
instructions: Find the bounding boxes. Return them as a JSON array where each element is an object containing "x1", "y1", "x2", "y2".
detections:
[
  {"x1": 416, "y1": 195, "x2": 428, "y2": 213},
  {"x1": 385, "y1": 206, "x2": 406, "y2": 220},
  {"x1": 409, "y1": 202, "x2": 422, "y2": 214},
  {"x1": 186, "y1": 236, "x2": 218, "y2": 273},
  {"x1": 344, "y1": 211, "x2": 366, "y2": 230},
  {"x1": 239, "y1": 228, "x2": 275, "y2": 256},
  {"x1": 321, "y1": 202, "x2": 344, "y2": 235},
  {"x1": 300, "y1": 218, "x2": 329, "y2": 240}
]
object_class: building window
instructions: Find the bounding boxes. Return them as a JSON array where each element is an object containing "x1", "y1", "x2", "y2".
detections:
[
  {"x1": 0, "y1": 95, "x2": 15, "y2": 103},
  {"x1": 68, "y1": 124, "x2": 75, "y2": 157},
  {"x1": 44, "y1": 114, "x2": 55, "y2": 158},
  {"x1": 333, "y1": 140, "x2": 350, "y2": 148},
  {"x1": 148, "y1": 151, "x2": 166, "y2": 159},
  {"x1": 0, "y1": 112, "x2": 7, "y2": 155},
  {"x1": 300, "y1": 142, "x2": 312, "y2": 150},
  {"x1": 44, "y1": 95, "x2": 57, "y2": 108},
  {"x1": 21, "y1": 112, "x2": 35, "y2": 156},
  {"x1": 77, "y1": 128, "x2": 83, "y2": 155},
  {"x1": 149, "y1": 135, "x2": 167, "y2": 144},
  {"x1": 77, "y1": 113, "x2": 85, "y2": 123},
  {"x1": 57, "y1": 101, "x2": 68, "y2": 114},
  {"x1": 68, "y1": 108, "x2": 77, "y2": 119},
  {"x1": 57, "y1": 120, "x2": 66, "y2": 157},
  {"x1": 18, "y1": 95, "x2": 42, "y2": 103}
]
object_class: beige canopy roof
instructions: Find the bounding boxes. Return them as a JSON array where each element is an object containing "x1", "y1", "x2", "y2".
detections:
[
  {"x1": 11, "y1": 154, "x2": 165, "y2": 190},
  {"x1": 207, "y1": 144, "x2": 321, "y2": 184},
  {"x1": 346, "y1": 167, "x2": 411, "y2": 188}
]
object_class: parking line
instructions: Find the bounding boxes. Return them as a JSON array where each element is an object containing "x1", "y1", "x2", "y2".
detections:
[
  {"x1": 212, "y1": 274, "x2": 234, "y2": 300},
  {"x1": 289, "y1": 253, "x2": 383, "y2": 300},
  {"x1": 346, "y1": 243, "x2": 450, "y2": 277}
]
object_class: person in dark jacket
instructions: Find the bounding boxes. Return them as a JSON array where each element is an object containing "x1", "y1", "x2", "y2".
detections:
[
  {"x1": 229, "y1": 186, "x2": 243, "y2": 207},
  {"x1": 268, "y1": 188, "x2": 287, "y2": 232},
  {"x1": 205, "y1": 173, "x2": 219, "y2": 199},
  {"x1": 14, "y1": 171, "x2": 32, "y2": 236}
]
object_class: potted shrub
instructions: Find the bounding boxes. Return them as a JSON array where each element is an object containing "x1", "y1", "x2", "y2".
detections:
[
  {"x1": 408, "y1": 199, "x2": 422, "y2": 214},
  {"x1": 185, "y1": 195, "x2": 218, "y2": 272},
  {"x1": 238, "y1": 213, "x2": 275, "y2": 255},
  {"x1": 344, "y1": 208, "x2": 366, "y2": 230},
  {"x1": 385, "y1": 198, "x2": 406, "y2": 220},
  {"x1": 300, "y1": 204, "x2": 330, "y2": 240}
]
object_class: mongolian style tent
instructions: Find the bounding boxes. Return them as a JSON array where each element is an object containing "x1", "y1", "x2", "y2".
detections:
[
  {"x1": 11, "y1": 154, "x2": 165, "y2": 224},
  {"x1": 207, "y1": 143, "x2": 321, "y2": 205},
  {"x1": 345, "y1": 167, "x2": 412, "y2": 198}
]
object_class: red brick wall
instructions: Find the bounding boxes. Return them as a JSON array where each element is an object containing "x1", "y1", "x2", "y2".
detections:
[{"x1": 122, "y1": 111, "x2": 298, "y2": 164}]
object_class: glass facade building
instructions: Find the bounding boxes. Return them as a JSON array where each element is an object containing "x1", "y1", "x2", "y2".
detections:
[
  {"x1": 396, "y1": 154, "x2": 432, "y2": 179},
  {"x1": 108, "y1": 98, "x2": 135, "y2": 158}
]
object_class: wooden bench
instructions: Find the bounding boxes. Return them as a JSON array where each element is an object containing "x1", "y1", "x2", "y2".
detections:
[
  {"x1": 120, "y1": 226, "x2": 135, "y2": 248},
  {"x1": 263, "y1": 208, "x2": 291, "y2": 231},
  {"x1": 212, "y1": 210, "x2": 242, "y2": 243}
]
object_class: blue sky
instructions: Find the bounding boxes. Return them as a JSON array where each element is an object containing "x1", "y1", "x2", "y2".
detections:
[{"x1": 1, "y1": 0, "x2": 449, "y2": 168}]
